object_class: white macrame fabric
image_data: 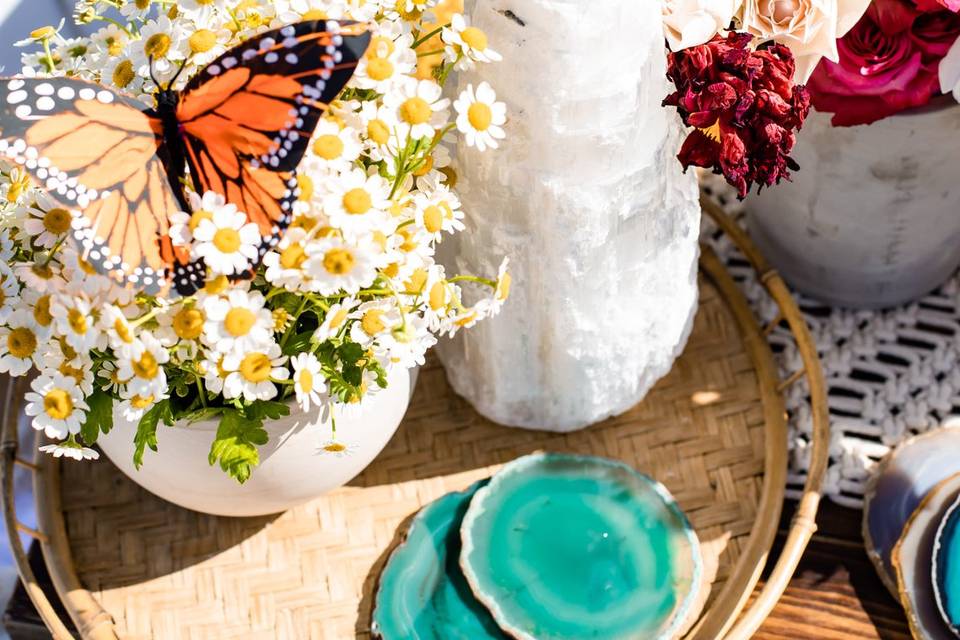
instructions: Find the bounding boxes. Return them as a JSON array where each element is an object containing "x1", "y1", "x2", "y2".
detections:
[{"x1": 701, "y1": 175, "x2": 960, "y2": 509}]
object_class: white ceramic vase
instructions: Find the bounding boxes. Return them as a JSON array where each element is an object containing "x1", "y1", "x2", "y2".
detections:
[
  {"x1": 436, "y1": 0, "x2": 701, "y2": 432},
  {"x1": 97, "y1": 367, "x2": 415, "y2": 517},
  {"x1": 745, "y1": 102, "x2": 960, "y2": 309}
]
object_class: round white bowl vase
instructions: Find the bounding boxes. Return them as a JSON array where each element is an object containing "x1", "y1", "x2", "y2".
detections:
[
  {"x1": 745, "y1": 102, "x2": 960, "y2": 309},
  {"x1": 97, "y1": 366, "x2": 415, "y2": 517}
]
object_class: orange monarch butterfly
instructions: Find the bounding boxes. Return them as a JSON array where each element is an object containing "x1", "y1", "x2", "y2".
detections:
[{"x1": 0, "y1": 19, "x2": 371, "y2": 295}]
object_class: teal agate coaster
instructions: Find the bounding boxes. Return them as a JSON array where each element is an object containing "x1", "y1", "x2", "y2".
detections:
[
  {"x1": 460, "y1": 453, "x2": 702, "y2": 640},
  {"x1": 935, "y1": 494, "x2": 960, "y2": 636},
  {"x1": 371, "y1": 480, "x2": 508, "y2": 640}
]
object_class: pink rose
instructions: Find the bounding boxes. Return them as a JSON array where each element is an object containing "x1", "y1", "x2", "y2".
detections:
[
  {"x1": 915, "y1": 0, "x2": 960, "y2": 13},
  {"x1": 808, "y1": 0, "x2": 945, "y2": 125},
  {"x1": 912, "y1": 9, "x2": 960, "y2": 59}
]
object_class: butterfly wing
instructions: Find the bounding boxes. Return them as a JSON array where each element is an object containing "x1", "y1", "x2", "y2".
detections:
[
  {"x1": 0, "y1": 77, "x2": 179, "y2": 294},
  {"x1": 176, "y1": 20, "x2": 371, "y2": 257}
]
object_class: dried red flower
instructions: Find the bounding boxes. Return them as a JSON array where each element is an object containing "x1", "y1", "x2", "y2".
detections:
[{"x1": 663, "y1": 32, "x2": 811, "y2": 198}]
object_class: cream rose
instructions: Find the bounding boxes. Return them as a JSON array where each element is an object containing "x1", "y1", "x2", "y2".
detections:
[
  {"x1": 739, "y1": 0, "x2": 872, "y2": 83},
  {"x1": 662, "y1": 0, "x2": 743, "y2": 51},
  {"x1": 941, "y1": 37, "x2": 960, "y2": 103}
]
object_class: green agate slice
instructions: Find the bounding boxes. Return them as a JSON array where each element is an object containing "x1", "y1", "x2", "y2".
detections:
[
  {"x1": 371, "y1": 481, "x2": 508, "y2": 640},
  {"x1": 460, "y1": 454, "x2": 702, "y2": 640}
]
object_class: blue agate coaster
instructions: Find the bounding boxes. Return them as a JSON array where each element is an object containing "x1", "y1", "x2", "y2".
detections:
[
  {"x1": 459, "y1": 453, "x2": 702, "y2": 640},
  {"x1": 371, "y1": 480, "x2": 508, "y2": 640},
  {"x1": 935, "y1": 494, "x2": 960, "y2": 636}
]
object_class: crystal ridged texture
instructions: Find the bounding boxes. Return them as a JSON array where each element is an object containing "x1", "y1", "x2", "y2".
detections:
[{"x1": 436, "y1": 1, "x2": 701, "y2": 431}]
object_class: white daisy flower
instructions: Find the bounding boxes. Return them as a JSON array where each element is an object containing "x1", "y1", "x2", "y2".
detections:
[
  {"x1": 355, "y1": 101, "x2": 399, "y2": 161},
  {"x1": 15, "y1": 261, "x2": 63, "y2": 294},
  {"x1": 317, "y1": 438, "x2": 358, "y2": 457},
  {"x1": 96, "y1": 359, "x2": 128, "y2": 395},
  {"x1": 51, "y1": 294, "x2": 103, "y2": 353},
  {"x1": 199, "y1": 352, "x2": 228, "y2": 396},
  {"x1": 168, "y1": 190, "x2": 224, "y2": 247},
  {"x1": 0, "y1": 262, "x2": 22, "y2": 324},
  {"x1": 313, "y1": 298, "x2": 357, "y2": 343},
  {"x1": 21, "y1": 289, "x2": 55, "y2": 335},
  {"x1": 304, "y1": 238, "x2": 380, "y2": 296},
  {"x1": 38, "y1": 442, "x2": 100, "y2": 461},
  {"x1": 383, "y1": 314, "x2": 436, "y2": 368},
  {"x1": 262, "y1": 229, "x2": 310, "y2": 290},
  {"x1": 131, "y1": 16, "x2": 186, "y2": 81},
  {"x1": 99, "y1": 304, "x2": 145, "y2": 360},
  {"x1": 24, "y1": 372, "x2": 88, "y2": 439},
  {"x1": 0, "y1": 229, "x2": 15, "y2": 262},
  {"x1": 116, "y1": 332, "x2": 169, "y2": 398},
  {"x1": 384, "y1": 78, "x2": 450, "y2": 142},
  {"x1": 353, "y1": 32, "x2": 416, "y2": 93},
  {"x1": 117, "y1": 389, "x2": 166, "y2": 425},
  {"x1": 89, "y1": 23, "x2": 129, "y2": 61},
  {"x1": 183, "y1": 19, "x2": 230, "y2": 67},
  {"x1": 442, "y1": 14, "x2": 502, "y2": 70},
  {"x1": 413, "y1": 189, "x2": 465, "y2": 242},
  {"x1": 22, "y1": 204, "x2": 72, "y2": 248},
  {"x1": 102, "y1": 56, "x2": 144, "y2": 93},
  {"x1": 201, "y1": 288, "x2": 274, "y2": 354},
  {"x1": 222, "y1": 342, "x2": 288, "y2": 402},
  {"x1": 192, "y1": 201, "x2": 262, "y2": 276},
  {"x1": 350, "y1": 300, "x2": 401, "y2": 348},
  {"x1": 48, "y1": 345, "x2": 95, "y2": 396},
  {"x1": 176, "y1": 0, "x2": 229, "y2": 21},
  {"x1": 291, "y1": 352, "x2": 326, "y2": 411},
  {"x1": 454, "y1": 82, "x2": 507, "y2": 152},
  {"x1": 0, "y1": 309, "x2": 41, "y2": 376},
  {"x1": 307, "y1": 119, "x2": 363, "y2": 170},
  {"x1": 323, "y1": 168, "x2": 393, "y2": 238}
]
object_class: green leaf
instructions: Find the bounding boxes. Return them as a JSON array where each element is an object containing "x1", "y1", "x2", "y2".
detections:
[
  {"x1": 133, "y1": 400, "x2": 172, "y2": 470},
  {"x1": 80, "y1": 388, "x2": 114, "y2": 445},
  {"x1": 281, "y1": 330, "x2": 315, "y2": 356},
  {"x1": 207, "y1": 409, "x2": 269, "y2": 484},
  {"x1": 247, "y1": 400, "x2": 290, "y2": 422}
]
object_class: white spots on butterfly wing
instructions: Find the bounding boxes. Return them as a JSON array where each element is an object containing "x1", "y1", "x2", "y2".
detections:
[
  {"x1": 242, "y1": 49, "x2": 257, "y2": 61},
  {"x1": 6, "y1": 90, "x2": 27, "y2": 105},
  {"x1": 37, "y1": 157, "x2": 49, "y2": 168},
  {"x1": 36, "y1": 96, "x2": 55, "y2": 111},
  {"x1": 320, "y1": 69, "x2": 332, "y2": 79},
  {"x1": 285, "y1": 53, "x2": 299, "y2": 65},
  {"x1": 222, "y1": 56, "x2": 238, "y2": 69},
  {"x1": 282, "y1": 37, "x2": 298, "y2": 49},
  {"x1": 259, "y1": 37, "x2": 276, "y2": 51},
  {"x1": 7, "y1": 80, "x2": 24, "y2": 91},
  {"x1": 333, "y1": 51, "x2": 343, "y2": 63},
  {"x1": 25, "y1": 159, "x2": 36, "y2": 169},
  {"x1": 265, "y1": 52, "x2": 279, "y2": 64},
  {"x1": 78, "y1": 88, "x2": 96, "y2": 100},
  {"x1": 96, "y1": 90, "x2": 114, "y2": 104},
  {"x1": 269, "y1": 157, "x2": 279, "y2": 168},
  {"x1": 34, "y1": 83, "x2": 54, "y2": 96},
  {"x1": 281, "y1": 25, "x2": 296, "y2": 37},
  {"x1": 36, "y1": 168, "x2": 47, "y2": 179},
  {"x1": 57, "y1": 86, "x2": 75, "y2": 100},
  {"x1": 207, "y1": 64, "x2": 221, "y2": 76},
  {"x1": 24, "y1": 147, "x2": 37, "y2": 160},
  {"x1": 14, "y1": 105, "x2": 31, "y2": 119}
]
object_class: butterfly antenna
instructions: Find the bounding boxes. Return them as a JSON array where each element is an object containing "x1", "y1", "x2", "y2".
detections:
[{"x1": 147, "y1": 56, "x2": 161, "y2": 91}]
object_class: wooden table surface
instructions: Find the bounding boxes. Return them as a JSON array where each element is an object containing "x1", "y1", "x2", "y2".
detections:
[
  {"x1": 4, "y1": 500, "x2": 914, "y2": 639},
  {"x1": 755, "y1": 500, "x2": 911, "y2": 640}
]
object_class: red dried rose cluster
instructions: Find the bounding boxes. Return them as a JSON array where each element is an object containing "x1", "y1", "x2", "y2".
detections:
[{"x1": 663, "y1": 32, "x2": 811, "y2": 198}]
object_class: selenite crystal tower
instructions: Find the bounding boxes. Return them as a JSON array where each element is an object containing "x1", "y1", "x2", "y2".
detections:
[{"x1": 437, "y1": 0, "x2": 701, "y2": 432}]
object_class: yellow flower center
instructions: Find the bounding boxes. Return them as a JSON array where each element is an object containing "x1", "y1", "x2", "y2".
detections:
[
  {"x1": 7, "y1": 327, "x2": 37, "y2": 359},
  {"x1": 272, "y1": 308, "x2": 289, "y2": 332},
  {"x1": 173, "y1": 308, "x2": 204, "y2": 340},
  {"x1": 7, "y1": 173, "x2": 29, "y2": 202},
  {"x1": 189, "y1": 29, "x2": 217, "y2": 54},
  {"x1": 368, "y1": 35, "x2": 396, "y2": 58},
  {"x1": 77, "y1": 257, "x2": 98, "y2": 275},
  {"x1": 239, "y1": 353, "x2": 272, "y2": 383},
  {"x1": 106, "y1": 37, "x2": 125, "y2": 57},
  {"x1": 461, "y1": 27, "x2": 488, "y2": 51},
  {"x1": 132, "y1": 351, "x2": 159, "y2": 380},
  {"x1": 382, "y1": 262, "x2": 399, "y2": 278},
  {"x1": 399, "y1": 97, "x2": 432, "y2": 125},
  {"x1": 367, "y1": 119, "x2": 390, "y2": 145},
  {"x1": 59, "y1": 362, "x2": 83, "y2": 384},
  {"x1": 59, "y1": 339, "x2": 77, "y2": 361},
  {"x1": 144, "y1": 33, "x2": 172, "y2": 59},
  {"x1": 301, "y1": 9, "x2": 328, "y2": 20},
  {"x1": 279, "y1": 244, "x2": 306, "y2": 269},
  {"x1": 398, "y1": 227, "x2": 418, "y2": 252},
  {"x1": 290, "y1": 215, "x2": 318, "y2": 232},
  {"x1": 113, "y1": 318, "x2": 133, "y2": 343},
  {"x1": 189, "y1": 209, "x2": 213, "y2": 231},
  {"x1": 131, "y1": 394, "x2": 154, "y2": 409},
  {"x1": 204, "y1": 274, "x2": 228, "y2": 294},
  {"x1": 323, "y1": 248, "x2": 355, "y2": 275},
  {"x1": 30, "y1": 26, "x2": 57, "y2": 40},
  {"x1": 455, "y1": 311, "x2": 478, "y2": 326},
  {"x1": 327, "y1": 307, "x2": 349, "y2": 329},
  {"x1": 213, "y1": 227, "x2": 242, "y2": 253},
  {"x1": 297, "y1": 174, "x2": 314, "y2": 201},
  {"x1": 404, "y1": 268, "x2": 428, "y2": 295},
  {"x1": 112, "y1": 59, "x2": 135, "y2": 88},
  {"x1": 497, "y1": 272, "x2": 512, "y2": 301},
  {"x1": 429, "y1": 281, "x2": 447, "y2": 311},
  {"x1": 298, "y1": 369, "x2": 313, "y2": 391},
  {"x1": 43, "y1": 388, "x2": 73, "y2": 420},
  {"x1": 413, "y1": 155, "x2": 434, "y2": 176},
  {"x1": 366, "y1": 57, "x2": 394, "y2": 81},
  {"x1": 224, "y1": 308, "x2": 256, "y2": 337},
  {"x1": 323, "y1": 441, "x2": 347, "y2": 453},
  {"x1": 422, "y1": 205, "x2": 443, "y2": 233},
  {"x1": 361, "y1": 309, "x2": 386, "y2": 335},
  {"x1": 135, "y1": 0, "x2": 151, "y2": 9},
  {"x1": 31, "y1": 263, "x2": 53, "y2": 280},
  {"x1": 467, "y1": 102, "x2": 493, "y2": 131},
  {"x1": 342, "y1": 188, "x2": 372, "y2": 215},
  {"x1": 313, "y1": 134, "x2": 344, "y2": 160},
  {"x1": 67, "y1": 308, "x2": 88, "y2": 335}
]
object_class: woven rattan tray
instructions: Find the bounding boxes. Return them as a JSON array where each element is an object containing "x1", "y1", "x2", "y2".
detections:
[{"x1": 1, "y1": 196, "x2": 829, "y2": 640}]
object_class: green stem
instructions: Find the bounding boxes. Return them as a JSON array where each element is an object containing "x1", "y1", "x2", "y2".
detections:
[
  {"x1": 446, "y1": 274, "x2": 497, "y2": 288},
  {"x1": 411, "y1": 23, "x2": 449, "y2": 49}
]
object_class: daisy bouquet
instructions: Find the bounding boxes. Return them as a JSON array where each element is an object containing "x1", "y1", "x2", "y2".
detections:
[{"x1": 2, "y1": 0, "x2": 510, "y2": 483}]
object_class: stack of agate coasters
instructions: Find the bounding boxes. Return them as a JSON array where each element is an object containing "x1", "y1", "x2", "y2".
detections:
[{"x1": 371, "y1": 453, "x2": 705, "y2": 640}]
